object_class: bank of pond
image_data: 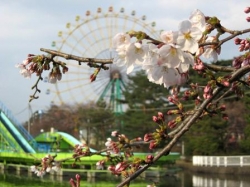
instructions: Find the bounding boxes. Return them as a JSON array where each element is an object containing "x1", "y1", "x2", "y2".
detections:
[{"x1": 1, "y1": 164, "x2": 250, "y2": 187}]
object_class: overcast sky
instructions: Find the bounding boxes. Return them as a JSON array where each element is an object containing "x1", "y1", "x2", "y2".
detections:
[{"x1": 1, "y1": 0, "x2": 249, "y2": 124}]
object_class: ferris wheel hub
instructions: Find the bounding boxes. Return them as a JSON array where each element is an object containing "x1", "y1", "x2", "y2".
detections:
[{"x1": 111, "y1": 70, "x2": 121, "y2": 80}]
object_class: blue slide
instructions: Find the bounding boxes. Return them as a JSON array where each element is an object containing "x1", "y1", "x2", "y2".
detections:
[{"x1": 0, "y1": 111, "x2": 36, "y2": 153}]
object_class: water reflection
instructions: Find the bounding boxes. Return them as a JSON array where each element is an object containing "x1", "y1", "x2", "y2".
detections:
[
  {"x1": 192, "y1": 173, "x2": 250, "y2": 187},
  {"x1": 1, "y1": 167, "x2": 250, "y2": 187},
  {"x1": 0, "y1": 168, "x2": 181, "y2": 187}
]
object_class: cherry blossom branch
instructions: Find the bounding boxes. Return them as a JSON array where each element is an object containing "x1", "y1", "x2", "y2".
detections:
[
  {"x1": 204, "y1": 63, "x2": 235, "y2": 72},
  {"x1": 40, "y1": 48, "x2": 113, "y2": 69},
  {"x1": 117, "y1": 65, "x2": 250, "y2": 187},
  {"x1": 199, "y1": 28, "x2": 250, "y2": 48}
]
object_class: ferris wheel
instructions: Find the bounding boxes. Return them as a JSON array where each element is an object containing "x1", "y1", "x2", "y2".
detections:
[{"x1": 48, "y1": 6, "x2": 161, "y2": 114}]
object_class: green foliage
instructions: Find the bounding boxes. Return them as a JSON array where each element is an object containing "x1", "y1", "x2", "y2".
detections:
[
  {"x1": 239, "y1": 124, "x2": 250, "y2": 153},
  {"x1": 69, "y1": 102, "x2": 116, "y2": 149},
  {"x1": 184, "y1": 115, "x2": 229, "y2": 156},
  {"x1": 123, "y1": 70, "x2": 169, "y2": 109},
  {"x1": 239, "y1": 94, "x2": 250, "y2": 153}
]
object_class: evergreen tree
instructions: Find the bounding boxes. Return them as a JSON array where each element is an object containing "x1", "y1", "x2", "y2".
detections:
[
  {"x1": 118, "y1": 70, "x2": 170, "y2": 139},
  {"x1": 69, "y1": 101, "x2": 115, "y2": 149},
  {"x1": 184, "y1": 115, "x2": 229, "y2": 156},
  {"x1": 239, "y1": 93, "x2": 250, "y2": 153}
]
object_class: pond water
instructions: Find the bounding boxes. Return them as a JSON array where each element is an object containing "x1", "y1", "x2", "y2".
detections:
[{"x1": 1, "y1": 167, "x2": 250, "y2": 187}]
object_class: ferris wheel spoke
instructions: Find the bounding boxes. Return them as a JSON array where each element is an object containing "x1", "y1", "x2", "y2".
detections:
[
  {"x1": 65, "y1": 71, "x2": 90, "y2": 76},
  {"x1": 57, "y1": 81, "x2": 92, "y2": 93},
  {"x1": 74, "y1": 25, "x2": 97, "y2": 56},
  {"x1": 65, "y1": 31, "x2": 91, "y2": 55},
  {"x1": 85, "y1": 17, "x2": 100, "y2": 45},
  {"x1": 94, "y1": 14, "x2": 107, "y2": 51}
]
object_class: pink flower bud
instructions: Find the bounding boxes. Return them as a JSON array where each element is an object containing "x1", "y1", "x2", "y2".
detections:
[
  {"x1": 108, "y1": 165, "x2": 115, "y2": 172},
  {"x1": 240, "y1": 40, "x2": 246, "y2": 44},
  {"x1": 204, "y1": 85, "x2": 211, "y2": 93},
  {"x1": 157, "y1": 112, "x2": 164, "y2": 120},
  {"x1": 242, "y1": 59, "x2": 250, "y2": 66},
  {"x1": 90, "y1": 74, "x2": 96, "y2": 82},
  {"x1": 167, "y1": 96, "x2": 174, "y2": 103},
  {"x1": 232, "y1": 57, "x2": 242, "y2": 68},
  {"x1": 75, "y1": 174, "x2": 80, "y2": 187},
  {"x1": 245, "y1": 43, "x2": 250, "y2": 50},
  {"x1": 136, "y1": 137, "x2": 142, "y2": 141},
  {"x1": 69, "y1": 178, "x2": 76, "y2": 187},
  {"x1": 76, "y1": 174, "x2": 80, "y2": 180},
  {"x1": 152, "y1": 116, "x2": 159, "y2": 123},
  {"x1": 144, "y1": 133, "x2": 153, "y2": 142},
  {"x1": 194, "y1": 63, "x2": 205, "y2": 71},
  {"x1": 234, "y1": 37, "x2": 241, "y2": 45},
  {"x1": 246, "y1": 17, "x2": 250, "y2": 22},
  {"x1": 219, "y1": 104, "x2": 226, "y2": 111},
  {"x1": 203, "y1": 93, "x2": 212, "y2": 99},
  {"x1": 222, "y1": 80, "x2": 230, "y2": 87},
  {"x1": 149, "y1": 141, "x2": 157, "y2": 149},
  {"x1": 244, "y1": 7, "x2": 250, "y2": 13},
  {"x1": 145, "y1": 154, "x2": 154, "y2": 163},
  {"x1": 184, "y1": 90, "x2": 190, "y2": 96},
  {"x1": 168, "y1": 120, "x2": 177, "y2": 129},
  {"x1": 115, "y1": 162, "x2": 128, "y2": 173},
  {"x1": 63, "y1": 66, "x2": 69, "y2": 73},
  {"x1": 239, "y1": 45, "x2": 245, "y2": 52},
  {"x1": 111, "y1": 130, "x2": 119, "y2": 137}
]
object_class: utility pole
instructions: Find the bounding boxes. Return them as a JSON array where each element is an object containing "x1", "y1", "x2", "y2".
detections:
[{"x1": 28, "y1": 103, "x2": 33, "y2": 134}]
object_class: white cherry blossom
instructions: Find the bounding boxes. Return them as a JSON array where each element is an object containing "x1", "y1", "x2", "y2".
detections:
[
  {"x1": 15, "y1": 64, "x2": 32, "y2": 78},
  {"x1": 112, "y1": 33, "x2": 131, "y2": 48},
  {"x1": 202, "y1": 36, "x2": 220, "y2": 62},
  {"x1": 142, "y1": 44, "x2": 159, "y2": 69},
  {"x1": 179, "y1": 52, "x2": 195, "y2": 73},
  {"x1": 111, "y1": 10, "x2": 207, "y2": 88},
  {"x1": 158, "y1": 44, "x2": 185, "y2": 68},
  {"x1": 113, "y1": 42, "x2": 148, "y2": 74},
  {"x1": 146, "y1": 66, "x2": 182, "y2": 88},
  {"x1": 160, "y1": 30, "x2": 179, "y2": 44},
  {"x1": 189, "y1": 9, "x2": 206, "y2": 32},
  {"x1": 177, "y1": 20, "x2": 202, "y2": 54}
]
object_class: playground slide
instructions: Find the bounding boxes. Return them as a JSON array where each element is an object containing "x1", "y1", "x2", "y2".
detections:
[
  {"x1": 57, "y1": 132, "x2": 97, "y2": 152},
  {"x1": 0, "y1": 111, "x2": 36, "y2": 153},
  {"x1": 0, "y1": 121, "x2": 23, "y2": 152}
]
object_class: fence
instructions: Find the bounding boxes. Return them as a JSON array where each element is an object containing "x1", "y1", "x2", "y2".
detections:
[{"x1": 193, "y1": 155, "x2": 250, "y2": 167}]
